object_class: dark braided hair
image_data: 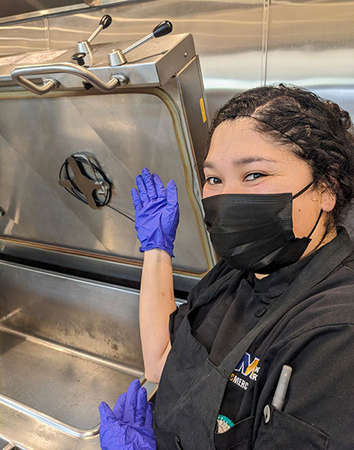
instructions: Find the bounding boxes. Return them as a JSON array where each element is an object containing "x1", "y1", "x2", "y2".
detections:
[{"x1": 210, "y1": 84, "x2": 354, "y2": 224}]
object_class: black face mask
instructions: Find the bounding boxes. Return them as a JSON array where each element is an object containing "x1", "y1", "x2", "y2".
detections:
[{"x1": 202, "y1": 182, "x2": 322, "y2": 274}]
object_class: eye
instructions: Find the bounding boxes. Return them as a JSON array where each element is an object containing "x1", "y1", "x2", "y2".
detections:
[
  {"x1": 244, "y1": 172, "x2": 266, "y2": 182},
  {"x1": 205, "y1": 176, "x2": 222, "y2": 185}
]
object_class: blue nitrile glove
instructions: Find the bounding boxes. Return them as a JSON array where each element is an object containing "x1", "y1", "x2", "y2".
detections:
[
  {"x1": 131, "y1": 168, "x2": 179, "y2": 257},
  {"x1": 99, "y1": 379, "x2": 156, "y2": 450}
]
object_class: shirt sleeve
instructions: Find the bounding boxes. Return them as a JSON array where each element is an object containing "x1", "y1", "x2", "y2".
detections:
[{"x1": 255, "y1": 323, "x2": 354, "y2": 450}]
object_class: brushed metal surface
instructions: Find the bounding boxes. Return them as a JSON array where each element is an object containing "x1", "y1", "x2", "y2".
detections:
[
  {"x1": 0, "y1": 328, "x2": 140, "y2": 432},
  {"x1": 0, "y1": 0, "x2": 265, "y2": 118},
  {"x1": 176, "y1": 56, "x2": 210, "y2": 180},
  {"x1": 0, "y1": 1, "x2": 353, "y2": 448},
  {"x1": 0, "y1": 1, "x2": 83, "y2": 19},
  {"x1": 47, "y1": 1, "x2": 265, "y2": 118},
  {"x1": 0, "y1": 239, "x2": 202, "y2": 291},
  {"x1": 0, "y1": 261, "x2": 144, "y2": 367},
  {"x1": 0, "y1": 89, "x2": 210, "y2": 274},
  {"x1": 0, "y1": 32, "x2": 214, "y2": 277},
  {"x1": 0, "y1": 260, "x2": 154, "y2": 449},
  {"x1": 0, "y1": 1, "x2": 132, "y2": 24},
  {"x1": 0, "y1": 19, "x2": 48, "y2": 56},
  {"x1": 266, "y1": 1, "x2": 354, "y2": 90},
  {"x1": 0, "y1": 33, "x2": 197, "y2": 88}
]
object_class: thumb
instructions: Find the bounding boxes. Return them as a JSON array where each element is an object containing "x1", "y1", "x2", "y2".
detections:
[
  {"x1": 131, "y1": 188, "x2": 142, "y2": 211},
  {"x1": 99, "y1": 401, "x2": 116, "y2": 425},
  {"x1": 144, "y1": 402, "x2": 154, "y2": 428},
  {"x1": 113, "y1": 392, "x2": 127, "y2": 421},
  {"x1": 166, "y1": 180, "x2": 178, "y2": 208},
  {"x1": 135, "y1": 387, "x2": 148, "y2": 426}
]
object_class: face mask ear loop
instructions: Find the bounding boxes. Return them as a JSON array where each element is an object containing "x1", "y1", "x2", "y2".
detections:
[
  {"x1": 293, "y1": 181, "x2": 314, "y2": 199},
  {"x1": 307, "y1": 209, "x2": 323, "y2": 239},
  {"x1": 292, "y1": 180, "x2": 322, "y2": 239}
]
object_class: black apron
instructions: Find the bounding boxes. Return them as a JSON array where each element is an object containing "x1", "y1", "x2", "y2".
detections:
[{"x1": 154, "y1": 231, "x2": 353, "y2": 450}]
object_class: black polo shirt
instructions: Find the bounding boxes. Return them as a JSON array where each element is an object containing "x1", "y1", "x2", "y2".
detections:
[{"x1": 169, "y1": 228, "x2": 354, "y2": 449}]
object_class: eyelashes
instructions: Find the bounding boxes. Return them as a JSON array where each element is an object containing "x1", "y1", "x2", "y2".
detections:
[
  {"x1": 244, "y1": 172, "x2": 267, "y2": 182},
  {"x1": 204, "y1": 176, "x2": 222, "y2": 185},
  {"x1": 204, "y1": 173, "x2": 267, "y2": 185}
]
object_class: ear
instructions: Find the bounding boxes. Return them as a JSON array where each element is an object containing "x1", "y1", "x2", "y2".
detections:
[{"x1": 320, "y1": 187, "x2": 336, "y2": 212}]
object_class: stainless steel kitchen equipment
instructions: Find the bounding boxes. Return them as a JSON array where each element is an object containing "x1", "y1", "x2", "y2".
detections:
[
  {"x1": 0, "y1": 1, "x2": 353, "y2": 449},
  {"x1": 0, "y1": 14, "x2": 214, "y2": 449}
]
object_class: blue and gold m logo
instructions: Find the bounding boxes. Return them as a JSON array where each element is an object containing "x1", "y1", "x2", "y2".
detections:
[{"x1": 235, "y1": 352, "x2": 261, "y2": 381}]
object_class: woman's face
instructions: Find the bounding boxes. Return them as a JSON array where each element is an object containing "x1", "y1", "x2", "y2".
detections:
[{"x1": 203, "y1": 119, "x2": 336, "y2": 251}]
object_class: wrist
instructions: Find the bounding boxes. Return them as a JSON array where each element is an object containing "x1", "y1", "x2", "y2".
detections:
[{"x1": 143, "y1": 247, "x2": 173, "y2": 259}]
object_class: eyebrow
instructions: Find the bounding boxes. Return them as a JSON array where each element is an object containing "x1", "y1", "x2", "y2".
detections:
[{"x1": 203, "y1": 156, "x2": 277, "y2": 169}]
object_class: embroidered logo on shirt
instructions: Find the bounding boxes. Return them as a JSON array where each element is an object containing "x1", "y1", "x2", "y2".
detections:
[
  {"x1": 229, "y1": 352, "x2": 261, "y2": 391},
  {"x1": 216, "y1": 414, "x2": 235, "y2": 434}
]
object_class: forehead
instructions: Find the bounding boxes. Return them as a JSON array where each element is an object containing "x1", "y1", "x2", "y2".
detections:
[{"x1": 206, "y1": 119, "x2": 298, "y2": 165}]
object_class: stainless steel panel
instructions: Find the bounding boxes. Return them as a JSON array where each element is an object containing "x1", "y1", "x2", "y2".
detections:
[
  {"x1": 0, "y1": 1, "x2": 84, "y2": 19},
  {"x1": 176, "y1": 56, "x2": 210, "y2": 179},
  {"x1": 0, "y1": 0, "x2": 266, "y2": 118},
  {"x1": 0, "y1": 261, "x2": 144, "y2": 367},
  {"x1": 0, "y1": 260, "x2": 163, "y2": 449},
  {"x1": 0, "y1": 1, "x2": 131, "y2": 24},
  {"x1": 0, "y1": 328, "x2": 140, "y2": 431},
  {"x1": 0, "y1": 239, "x2": 202, "y2": 291},
  {"x1": 45, "y1": 0, "x2": 265, "y2": 117},
  {"x1": 266, "y1": 1, "x2": 354, "y2": 88},
  {"x1": 0, "y1": 19, "x2": 48, "y2": 56},
  {"x1": 0, "y1": 90, "x2": 210, "y2": 274},
  {"x1": 1, "y1": 402, "x2": 95, "y2": 450},
  {"x1": 0, "y1": 34, "x2": 196, "y2": 89},
  {"x1": 0, "y1": 2, "x2": 352, "y2": 449},
  {"x1": 0, "y1": 260, "x2": 144, "y2": 449}
]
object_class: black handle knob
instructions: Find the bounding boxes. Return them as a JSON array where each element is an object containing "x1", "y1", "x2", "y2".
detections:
[
  {"x1": 153, "y1": 20, "x2": 173, "y2": 38},
  {"x1": 100, "y1": 14, "x2": 112, "y2": 29},
  {"x1": 72, "y1": 52, "x2": 86, "y2": 66}
]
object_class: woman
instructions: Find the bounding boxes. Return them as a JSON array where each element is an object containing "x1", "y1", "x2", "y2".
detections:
[{"x1": 100, "y1": 85, "x2": 354, "y2": 449}]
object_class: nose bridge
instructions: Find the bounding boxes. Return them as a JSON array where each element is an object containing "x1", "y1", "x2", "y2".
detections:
[{"x1": 222, "y1": 178, "x2": 245, "y2": 195}]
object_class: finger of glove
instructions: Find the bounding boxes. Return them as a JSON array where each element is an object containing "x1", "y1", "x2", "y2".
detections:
[
  {"x1": 99, "y1": 401, "x2": 116, "y2": 425},
  {"x1": 131, "y1": 188, "x2": 142, "y2": 212},
  {"x1": 123, "y1": 379, "x2": 141, "y2": 423},
  {"x1": 166, "y1": 180, "x2": 178, "y2": 209},
  {"x1": 113, "y1": 391, "x2": 127, "y2": 421},
  {"x1": 144, "y1": 402, "x2": 154, "y2": 428},
  {"x1": 135, "y1": 387, "x2": 148, "y2": 426},
  {"x1": 152, "y1": 174, "x2": 166, "y2": 199},
  {"x1": 142, "y1": 168, "x2": 157, "y2": 200},
  {"x1": 136, "y1": 175, "x2": 149, "y2": 203}
]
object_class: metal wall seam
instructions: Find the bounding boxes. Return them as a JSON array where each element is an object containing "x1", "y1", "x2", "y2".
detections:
[{"x1": 261, "y1": 0, "x2": 271, "y2": 86}]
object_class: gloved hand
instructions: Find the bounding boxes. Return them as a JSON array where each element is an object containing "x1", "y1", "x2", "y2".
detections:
[
  {"x1": 99, "y1": 379, "x2": 156, "y2": 450},
  {"x1": 131, "y1": 168, "x2": 179, "y2": 257}
]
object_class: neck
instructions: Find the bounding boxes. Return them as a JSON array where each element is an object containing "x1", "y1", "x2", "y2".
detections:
[{"x1": 302, "y1": 218, "x2": 337, "y2": 258}]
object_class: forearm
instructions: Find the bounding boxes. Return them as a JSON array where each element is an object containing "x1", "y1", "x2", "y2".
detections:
[{"x1": 140, "y1": 249, "x2": 176, "y2": 382}]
